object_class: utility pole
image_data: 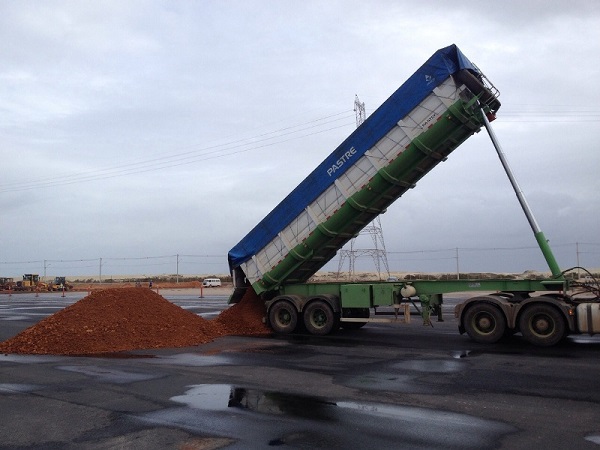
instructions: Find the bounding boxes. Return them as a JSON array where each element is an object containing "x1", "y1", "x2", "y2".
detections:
[
  {"x1": 354, "y1": 94, "x2": 365, "y2": 127},
  {"x1": 576, "y1": 242, "x2": 580, "y2": 279},
  {"x1": 337, "y1": 95, "x2": 390, "y2": 281},
  {"x1": 455, "y1": 247, "x2": 460, "y2": 280}
]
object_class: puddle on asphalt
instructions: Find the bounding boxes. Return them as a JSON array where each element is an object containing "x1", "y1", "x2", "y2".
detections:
[
  {"x1": 278, "y1": 334, "x2": 362, "y2": 347},
  {"x1": 172, "y1": 384, "x2": 233, "y2": 410},
  {"x1": 452, "y1": 350, "x2": 472, "y2": 358},
  {"x1": 340, "y1": 358, "x2": 465, "y2": 393},
  {"x1": 197, "y1": 338, "x2": 290, "y2": 356},
  {"x1": 0, "y1": 354, "x2": 65, "y2": 364},
  {"x1": 135, "y1": 384, "x2": 516, "y2": 449},
  {"x1": 569, "y1": 336, "x2": 600, "y2": 345},
  {"x1": 0, "y1": 383, "x2": 43, "y2": 393},
  {"x1": 340, "y1": 371, "x2": 429, "y2": 393},
  {"x1": 390, "y1": 359, "x2": 463, "y2": 373},
  {"x1": 585, "y1": 433, "x2": 600, "y2": 445},
  {"x1": 83, "y1": 352, "x2": 156, "y2": 359},
  {"x1": 57, "y1": 365, "x2": 163, "y2": 384},
  {"x1": 171, "y1": 384, "x2": 336, "y2": 419},
  {"x1": 146, "y1": 353, "x2": 234, "y2": 367}
]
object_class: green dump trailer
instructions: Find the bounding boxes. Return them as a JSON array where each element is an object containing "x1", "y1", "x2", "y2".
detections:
[{"x1": 228, "y1": 44, "x2": 600, "y2": 346}]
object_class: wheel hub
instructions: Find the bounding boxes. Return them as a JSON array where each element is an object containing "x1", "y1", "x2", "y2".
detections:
[
  {"x1": 312, "y1": 310, "x2": 326, "y2": 327},
  {"x1": 477, "y1": 315, "x2": 493, "y2": 332},
  {"x1": 278, "y1": 311, "x2": 290, "y2": 324},
  {"x1": 533, "y1": 317, "x2": 551, "y2": 334}
]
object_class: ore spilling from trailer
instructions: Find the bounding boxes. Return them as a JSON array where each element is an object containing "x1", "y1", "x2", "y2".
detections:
[{"x1": 228, "y1": 44, "x2": 500, "y2": 302}]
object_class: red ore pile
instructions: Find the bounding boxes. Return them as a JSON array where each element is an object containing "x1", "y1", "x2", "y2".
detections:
[{"x1": 0, "y1": 287, "x2": 270, "y2": 355}]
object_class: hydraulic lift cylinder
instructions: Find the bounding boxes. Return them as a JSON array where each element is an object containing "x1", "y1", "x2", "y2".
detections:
[{"x1": 480, "y1": 108, "x2": 563, "y2": 278}]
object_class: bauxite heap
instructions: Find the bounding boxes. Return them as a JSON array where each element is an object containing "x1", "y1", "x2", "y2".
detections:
[{"x1": 0, "y1": 287, "x2": 270, "y2": 355}]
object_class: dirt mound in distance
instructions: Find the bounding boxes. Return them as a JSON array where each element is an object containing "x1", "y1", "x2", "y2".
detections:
[
  {"x1": 0, "y1": 287, "x2": 270, "y2": 355},
  {"x1": 72, "y1": 281, "x2": 204, "y2": 291}
]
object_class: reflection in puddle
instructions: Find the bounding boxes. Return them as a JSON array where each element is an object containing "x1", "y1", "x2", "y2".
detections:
[
  {"x1": 569, "y1": 336, "x2": 600, "y2": 345},
  {"x1": 173, "y1": 384, "x2": 507, "y2": 430},
  {"x1": 172, "y1": 384, "x2": 336, "y2": 420},
  {"x1": 172, "y1": 384, "x2": 232, "y2": 410},
  {"x1": 134, "y1": 384, "x2": 516, "y2": 449}
]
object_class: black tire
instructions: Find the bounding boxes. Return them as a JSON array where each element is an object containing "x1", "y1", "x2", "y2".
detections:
[
  {"x1": 463, "y1": 303, "x2": 506, "y2": 344},
  {"x1": 518, "y1": 304, "x2": 565, "y2": 347},
  {"x1": 268, "y1": 301, "x2": 298, "y2": 334},
  {"x1": 340, "y1": 308, "x2": 369, "y2": 330},
  {"x1": 303, "y1": 300, "x2": 338, "y2": 336}
]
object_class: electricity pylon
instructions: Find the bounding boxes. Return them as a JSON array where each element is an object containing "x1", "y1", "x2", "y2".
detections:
[{"x1": 336, "y1": 96, "x2": 390, "y2": 281}]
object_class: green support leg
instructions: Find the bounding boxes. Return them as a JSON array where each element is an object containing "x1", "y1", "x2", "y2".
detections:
[
  {"x1": 420, "y1": 294, "x2": 432, "y2": 326},
  {"x1": 431, "y1": 294, "x2": 444, "y2": 322}
]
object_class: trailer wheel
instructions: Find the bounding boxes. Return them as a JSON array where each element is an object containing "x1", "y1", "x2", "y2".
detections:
[
  {"x1": 518, "y1": 304, "x2": 565, "y2": 347},
  {"x1": 268, "y1": 301, "x2": 298, "y2": 334},
  {"x1": 463, "y1": 303, "x2": 506, "y2": 344},
  {"x1": 303, "y1": 300, "x2": 338, "y2": 335}
]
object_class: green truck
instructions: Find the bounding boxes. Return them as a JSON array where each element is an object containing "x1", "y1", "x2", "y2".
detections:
[{"x1": 228, "y1": 45, "x2": 600, "y2": 346}]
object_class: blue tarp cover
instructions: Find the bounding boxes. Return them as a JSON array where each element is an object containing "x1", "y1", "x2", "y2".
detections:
[{"x1": 228, "y1": 44, "x2": 479, "y2": 270}]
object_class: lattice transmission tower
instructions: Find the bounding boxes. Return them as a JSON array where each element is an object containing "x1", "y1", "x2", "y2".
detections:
[{"x1": 336, "y1": 96, "x2": 390, "y2": 281}]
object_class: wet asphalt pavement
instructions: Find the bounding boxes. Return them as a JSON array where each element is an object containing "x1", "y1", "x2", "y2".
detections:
[{"x1": 0, "y1": 291, "x2": 599, "y2": 449}]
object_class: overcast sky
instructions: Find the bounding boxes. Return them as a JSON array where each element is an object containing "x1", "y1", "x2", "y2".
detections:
[{"x1": 1, "y1": 1, "x2": 599, "y2": 279}]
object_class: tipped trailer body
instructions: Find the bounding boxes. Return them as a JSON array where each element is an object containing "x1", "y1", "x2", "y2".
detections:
[
  {"x1": 228, "y1": 44, "x2": 600, "y2": 346},
  {"x1": 229, "y1": 44, "x2": 500, "y2": 298}
]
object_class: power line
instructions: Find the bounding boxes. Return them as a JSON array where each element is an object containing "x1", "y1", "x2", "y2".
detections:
[
  {"x1": 499, "y1": 105, "x2": 600, "y2": 122},
  {"x1": 2, "y1": 242, "x2": 598, "y2": 278},
  {"x1": 2, "y1": 104, "x2": 597, "y2": 194},
  {"x1": 0, "y1": 110, "x2": 355, "y2": 193}
]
